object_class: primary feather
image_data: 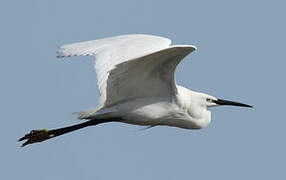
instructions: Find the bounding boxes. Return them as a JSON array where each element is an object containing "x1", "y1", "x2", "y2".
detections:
[{"x1": 57, "y1": 34, "x2": 196, "y2": 108}]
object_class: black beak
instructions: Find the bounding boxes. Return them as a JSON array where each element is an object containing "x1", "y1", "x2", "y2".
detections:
[{"x1": 213, "y1": 99, "x2": 253, "y2": 108}]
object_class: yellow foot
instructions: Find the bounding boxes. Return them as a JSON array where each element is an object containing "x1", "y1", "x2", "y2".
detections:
[{"x1": 18, "y1": 129, "x2": 54, "y2": 147}]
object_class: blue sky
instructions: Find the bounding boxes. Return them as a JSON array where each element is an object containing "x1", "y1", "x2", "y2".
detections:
[{"x1": 1, "y1": 0, "x2": 285, "y2": 179}]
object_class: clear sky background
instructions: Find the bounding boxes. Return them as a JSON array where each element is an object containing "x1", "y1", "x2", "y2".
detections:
[{"x1": 1, "y1": 0, "x2": 285, "y2": 179}]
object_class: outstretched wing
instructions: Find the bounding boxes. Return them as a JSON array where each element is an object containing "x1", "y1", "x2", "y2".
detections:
[{"x1": 57, "y1": 34, "x2": 196, "y2": 107}]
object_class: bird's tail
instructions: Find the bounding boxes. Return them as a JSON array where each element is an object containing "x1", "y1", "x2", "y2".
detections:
[
  {"x1": 74, "y1": 106, "x2": 118, "y2": 120},
  {"x1": 73, "y1": 106, "x2": 104, "y2": 120}
]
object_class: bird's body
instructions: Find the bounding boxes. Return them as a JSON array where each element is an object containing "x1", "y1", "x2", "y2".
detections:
[
  {"x1": 19, "y1": 34, "x2": 252, "y2": 146},
  {"x1": 79, "y1": 86, "x2": 211, "y2": 129}
]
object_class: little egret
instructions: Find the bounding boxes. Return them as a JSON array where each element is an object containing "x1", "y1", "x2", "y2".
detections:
[{"x1": 18, "y1": 34, "x2": 252, "y2": 147}]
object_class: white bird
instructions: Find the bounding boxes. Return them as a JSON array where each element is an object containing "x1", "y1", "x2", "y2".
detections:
[{"x1": 19, "y1": 34, "x2": 252, "y2": 146}]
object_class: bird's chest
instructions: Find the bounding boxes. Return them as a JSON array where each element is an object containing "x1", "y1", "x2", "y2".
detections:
[
  {"x1": 121, "y1": 101, "x2": 200, "y2": 129},
  {"x1": 122, "y1": 101, "x2": 175, "y2": 125}
]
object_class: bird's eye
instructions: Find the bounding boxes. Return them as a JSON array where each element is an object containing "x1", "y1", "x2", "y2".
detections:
[{"x1": 206, "y1": 98, "x2": 212, "y2": 102}]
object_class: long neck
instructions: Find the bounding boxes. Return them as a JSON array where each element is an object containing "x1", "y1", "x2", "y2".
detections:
[
  {"x1": 176, "y1": 85, "x2": 211, "y2": 128},
  {"x1": 176, "y1": 85, "x2": 195, "y2": 110}
]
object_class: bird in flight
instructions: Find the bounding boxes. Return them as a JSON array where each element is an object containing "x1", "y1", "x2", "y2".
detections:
[{"x1": 18, "y1": 34, "x2": 252, "y2": 147}]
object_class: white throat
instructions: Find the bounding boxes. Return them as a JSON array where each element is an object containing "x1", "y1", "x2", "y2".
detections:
[{"x1": 176, "y1": 85, "x2": 212, "y2": 128}]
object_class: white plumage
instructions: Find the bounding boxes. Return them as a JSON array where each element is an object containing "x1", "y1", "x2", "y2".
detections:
[
  {"x1": 57, "y1": 34, "x2": 251, "y2": 129},
  {"x1": 57, "y1": 34, "x2": 191, "y2": 107},
  {"x1": 18, "y1": 34, "x2": 252, "y2": 147}
]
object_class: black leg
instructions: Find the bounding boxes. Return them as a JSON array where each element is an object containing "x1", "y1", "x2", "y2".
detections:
[{"x1": 18, "y1": 117, "x2": 122, "y2": 147}]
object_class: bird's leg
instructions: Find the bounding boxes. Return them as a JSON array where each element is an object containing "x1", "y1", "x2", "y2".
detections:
[
  {"x1": 18, "y1": 121, "x2": 94, "y2": 147},
  {"x1": 18, "y1": 118, "x2": 122, "y2": 147}
]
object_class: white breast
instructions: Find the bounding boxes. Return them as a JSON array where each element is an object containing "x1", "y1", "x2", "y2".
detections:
[{"x1": 86, "y1": 96, "x2": 210, "y2": 130}]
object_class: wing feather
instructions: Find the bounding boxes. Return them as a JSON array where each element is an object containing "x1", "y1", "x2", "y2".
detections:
[
  {"x1": 57, "y1": 34, "x2": 196, "y2": 107},
  {"x1": 103, "y1": 45, "x2": 196, "y2": 106}
]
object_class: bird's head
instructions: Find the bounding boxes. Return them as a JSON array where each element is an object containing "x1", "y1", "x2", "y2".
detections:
[
  {"x1": 177, "y1": 87, "x2": 252, "y2": 128},
  {"x1": 201, "y1": 94, "x2": 253, "y2": 109},
  {"x1": 177, "y1": 86, "x2": 252, "y2": 111}
]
